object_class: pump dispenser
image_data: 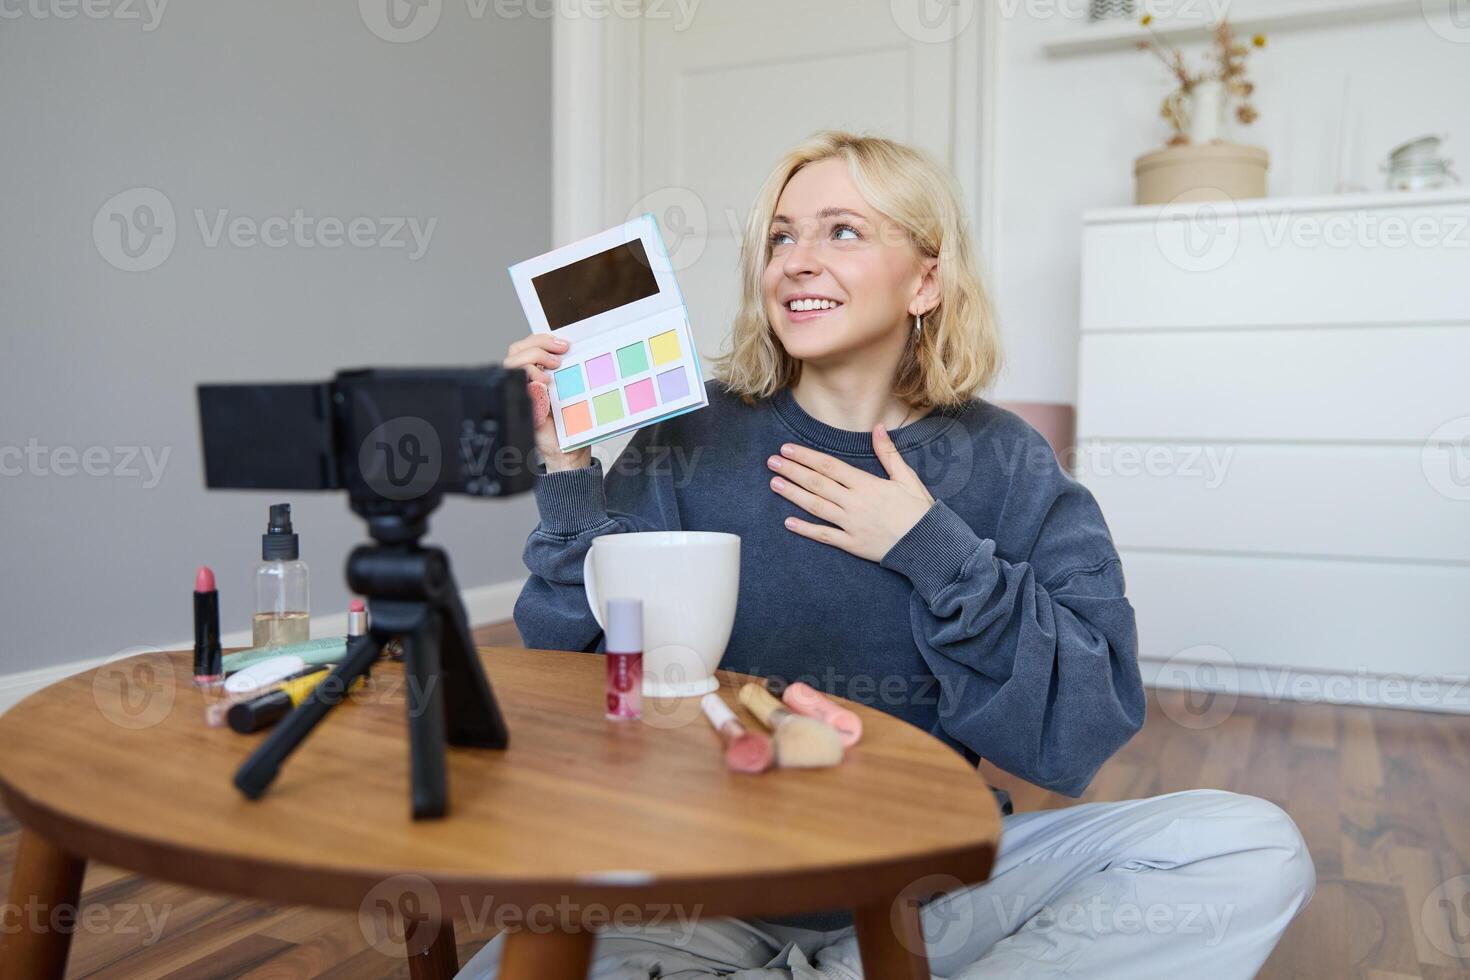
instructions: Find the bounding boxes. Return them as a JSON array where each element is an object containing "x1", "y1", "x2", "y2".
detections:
[{"x1": 253, "y1": 503, "x2": 310, "y2": 648}]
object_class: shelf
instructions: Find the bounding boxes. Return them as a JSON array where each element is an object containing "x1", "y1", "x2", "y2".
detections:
[
  {"x1": 1041, "y1": 0, "x2": 1434, "y2": 57},
  {"x1": 1081, "y1": 186, "x2": 1470, "y2": 225}
]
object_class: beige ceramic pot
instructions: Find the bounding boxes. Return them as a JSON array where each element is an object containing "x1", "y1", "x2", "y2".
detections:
[{"x1": 1135, "y1": 142, "x2": 1269, "y2": 205}]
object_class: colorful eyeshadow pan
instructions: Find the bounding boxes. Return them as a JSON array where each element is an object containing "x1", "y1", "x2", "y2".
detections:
[
  {"x1": 586, "y1": 353, "x2": 617, "y2": 388},
  {"x1": 616, "y1": 342, "x2": 649, "y2": 377},
  {"x1": 624, "y1": 377, "x2": 656, "y2": 413},
  {"x1": 657, "y1": 366, "x2": 690, "y2": 402},
  {"x1": 562, "y1": 400, "x2": 592, "y2": 436},
  {"x1": 649, "y1": 330, "x2": 681, "y2": 366},
  {"x1": 593, "y1": 389, "x2": 624, "y2": 424},
  {"x1": 554, "y1": 365, "x2": 585, "y2": 399}
]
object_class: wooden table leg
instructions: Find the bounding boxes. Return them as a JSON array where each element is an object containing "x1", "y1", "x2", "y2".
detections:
[
  {"x1": 855, "y1": 893, "x2": 931, "y2": 980},
  {"x1": 0, "y1": 827, "x2": 87, "y2": 980},
  {"x1": 498, "y1": 928, "x2": 596, "y2": 980},
  {"x1": 404, "y1": 914, "x2": 459, "y2": 980}
]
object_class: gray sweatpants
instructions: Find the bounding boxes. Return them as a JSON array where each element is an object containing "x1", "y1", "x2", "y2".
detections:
[{"x1": 456, "y1": 789, "x2": 1315, "y2": 979}]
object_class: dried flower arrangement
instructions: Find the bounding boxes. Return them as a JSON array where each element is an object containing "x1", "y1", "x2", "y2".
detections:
[{"x1": 1137, "y1": 16, "x2": 1266, "y2": 146}]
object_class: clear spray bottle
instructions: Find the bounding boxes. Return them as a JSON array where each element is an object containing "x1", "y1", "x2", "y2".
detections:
[{"x1": 253, "y1": 503, "x2": 310, "y2": 648}]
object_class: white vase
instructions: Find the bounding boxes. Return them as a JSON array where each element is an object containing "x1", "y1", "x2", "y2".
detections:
[{"x1": 1187, "y1": 79, "x2": 1228, "y2": 144}]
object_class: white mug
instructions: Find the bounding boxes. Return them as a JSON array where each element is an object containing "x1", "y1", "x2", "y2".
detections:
[{"x1": 583, "y1": 531, "x2": 741, "y2": 697}]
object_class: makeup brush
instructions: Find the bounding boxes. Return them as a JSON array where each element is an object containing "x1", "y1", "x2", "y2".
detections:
[
  {"x1": 738, "y1": 683, "x2": 844, "y2": 769},
  {"x1": 766, "y1": 677, "x2": 863, "y2": 748},
  {"x1": 701, "y1": 694, "x2": 774, "y2": 774}
]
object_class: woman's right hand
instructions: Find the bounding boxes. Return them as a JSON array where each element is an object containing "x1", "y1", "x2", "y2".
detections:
[{"x1": 505, "y1": 334, "x2": 593, "y2": 473}]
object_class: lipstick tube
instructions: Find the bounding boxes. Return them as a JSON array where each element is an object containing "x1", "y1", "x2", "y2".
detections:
[{"x1": 193, "y1": 566, "x2": 223, "y2": 687}]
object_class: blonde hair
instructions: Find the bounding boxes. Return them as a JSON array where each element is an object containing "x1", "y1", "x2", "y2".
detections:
[{"x1": 713, "y1": 130, "x2": 1001, "y2": 409}]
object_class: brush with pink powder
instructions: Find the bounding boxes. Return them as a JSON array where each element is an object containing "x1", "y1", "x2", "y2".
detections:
[
  {"x1": 700, "y1": 693, "x2": 774, "y2": 774},
  {"x1": 765, "y1": 677, "x2": 863, "y2": 748}
]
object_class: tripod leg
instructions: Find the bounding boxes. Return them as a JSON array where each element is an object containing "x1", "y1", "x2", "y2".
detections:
[
  {"x1": 436, "y1": 564, "x2": 509, "y2": 750},
  {"x1": 402, "y1": 618, "x2": 449, "y2": 820},
  {"x1": 235, "y1": 633, "x2": 384, "y2": 800}
]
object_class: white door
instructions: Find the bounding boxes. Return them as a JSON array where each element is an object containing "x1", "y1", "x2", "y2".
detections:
[{"x1": 587, "y1": 1, "x2": 984, "y2": 386}]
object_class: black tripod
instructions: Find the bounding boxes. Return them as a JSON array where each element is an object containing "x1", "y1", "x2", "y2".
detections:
[{"x1": 233, "y1": 495, "x2": 509, "y2": 819}]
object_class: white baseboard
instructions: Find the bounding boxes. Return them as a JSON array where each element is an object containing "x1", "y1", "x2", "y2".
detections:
[
  {"x1": 1141, "y1": 656, "x2": 1470, "y2": 715},
  {"x1": 0, "y1": 579, "x2": 527, "y2": 718}
]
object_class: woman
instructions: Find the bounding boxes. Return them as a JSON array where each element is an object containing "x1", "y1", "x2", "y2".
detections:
[{"x1": 465, "y1": 132, "x2": 1313, "y2": 979}]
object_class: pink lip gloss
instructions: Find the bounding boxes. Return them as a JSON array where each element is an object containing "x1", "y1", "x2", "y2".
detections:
[{"x1": 604, "y1": 598, "x2": 643, "y2": 721}]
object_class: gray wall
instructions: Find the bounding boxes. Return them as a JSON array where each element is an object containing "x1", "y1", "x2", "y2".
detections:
[{"x1": 0, "y1": 2, "x2": 550, "y2": 674}]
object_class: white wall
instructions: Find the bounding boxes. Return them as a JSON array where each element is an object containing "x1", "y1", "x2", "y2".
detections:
[
  {"x1": 985, "y1": 0, "x2": 1470, "y2": 405},
  {"x1": 0, "y1": 3, "x2": 552, "y2": 675}
]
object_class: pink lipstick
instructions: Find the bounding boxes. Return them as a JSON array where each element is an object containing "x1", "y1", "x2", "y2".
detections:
[{"x1": 193, "y1": 566, "x2": 223, "y2": 687}]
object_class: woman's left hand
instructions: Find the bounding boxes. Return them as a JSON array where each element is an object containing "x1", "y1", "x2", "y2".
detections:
[{"x1": 768, "y1": 424, "x2": 936, "y2": 563}]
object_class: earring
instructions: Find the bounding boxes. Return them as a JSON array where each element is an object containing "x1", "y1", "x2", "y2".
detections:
[{"x1": 914, "y1": 311, "x2": 923, "y2": 336}]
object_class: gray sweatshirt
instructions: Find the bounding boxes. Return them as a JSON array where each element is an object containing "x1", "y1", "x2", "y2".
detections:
[{"x1": 515, "y1": 381, "x2": 1144, "y2": 799}]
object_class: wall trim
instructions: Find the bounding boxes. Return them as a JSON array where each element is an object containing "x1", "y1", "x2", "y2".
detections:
[
  {"x1": 1140, "y1": 655, "x2": 1470, "y2": 715},
  {"x1": 0, "y1": 579, "x2": 528, "y2": 718},
  {"x1": 974, "y1": 0, "x2": 1002, "y2": 285}
]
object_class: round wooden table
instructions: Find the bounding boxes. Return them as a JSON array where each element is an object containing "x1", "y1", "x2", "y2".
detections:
[{"x1": 0, "y1": 647, "x2": 1000, "y2": 979}]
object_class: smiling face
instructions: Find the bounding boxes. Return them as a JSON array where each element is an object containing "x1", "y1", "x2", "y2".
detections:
[{"x1": 762, "y1": 158, "x2": 936, "y2": 370}]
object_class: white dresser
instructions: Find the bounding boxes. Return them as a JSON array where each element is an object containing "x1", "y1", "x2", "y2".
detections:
[{"x1": 1076, "y1": 189, "x2": 1470, "y2": 711}]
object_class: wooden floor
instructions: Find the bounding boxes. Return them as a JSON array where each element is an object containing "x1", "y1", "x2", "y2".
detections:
[{"x1": 2, "y1": 622, "x2": 1467, "y2": 979}]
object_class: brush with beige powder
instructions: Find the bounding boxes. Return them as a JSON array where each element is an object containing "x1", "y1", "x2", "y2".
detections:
[{"x1": 737, "y1": 682, "x2": 844, "y2": 769}]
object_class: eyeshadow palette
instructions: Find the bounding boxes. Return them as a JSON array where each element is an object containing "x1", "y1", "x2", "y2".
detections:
[{"x1": 509, "y1": 214, "x2": 707, "y2": 452}]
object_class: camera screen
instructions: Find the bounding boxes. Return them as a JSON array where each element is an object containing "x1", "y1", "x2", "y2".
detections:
[{"x1": 532, "y1": 239, "x2": 659, "y2": 330}]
